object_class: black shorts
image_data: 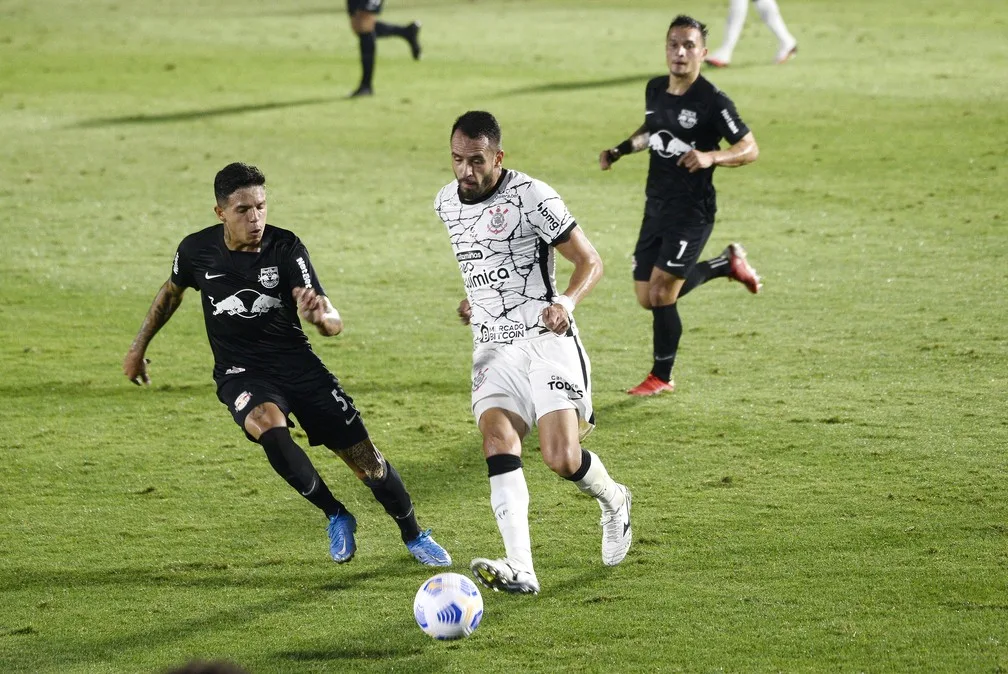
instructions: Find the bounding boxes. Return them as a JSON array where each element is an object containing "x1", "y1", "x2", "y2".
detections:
[
  {"x1": 347, "y1": 0, "x2": 383, "y2": 14},
  {"x1": 217, "y1": 368, "x2": 368, "y2": 450},
  {"x1": 632, "y1": 212, "x2": 715, "y2": 282}
]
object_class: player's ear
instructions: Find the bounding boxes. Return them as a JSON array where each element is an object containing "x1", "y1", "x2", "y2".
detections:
[
  {"x1": 214, "y1": 205, "x2": 225, "y2": 223},
  {"x1": 495, "y1": 149, "x2": 504, "y2": 167}
]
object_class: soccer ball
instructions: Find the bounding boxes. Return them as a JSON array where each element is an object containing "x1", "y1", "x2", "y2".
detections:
[{"x1": 413, "y1": 572, "x2": 484, "y2": 640}]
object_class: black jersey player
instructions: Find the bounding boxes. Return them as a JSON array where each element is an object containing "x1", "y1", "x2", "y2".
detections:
[
  {"x1": 123, "y1": 162, "x2": 450, "y2": 566},
  {"x1": 346, "y1": 0, "x2": 422, "y2": 98},
  {"x1": 599, "y1": 15, "x2": 764, "y2": 396}
]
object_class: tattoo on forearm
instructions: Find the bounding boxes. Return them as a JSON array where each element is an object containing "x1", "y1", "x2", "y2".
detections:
[{"x1": 132, "y1": 281, "x2": 183, "y2": 349}]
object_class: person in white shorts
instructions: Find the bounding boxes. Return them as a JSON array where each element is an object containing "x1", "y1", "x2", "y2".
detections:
[
  {"x1": 433, "y1": 110, "x2": 633, "y2": 595},
  {"x1": 705, "y1": 0, "x2": 798, "y2": 67}
]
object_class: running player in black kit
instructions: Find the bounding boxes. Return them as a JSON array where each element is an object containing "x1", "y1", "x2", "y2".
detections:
[
  {"x1": 346, "y1": 0, "x2": 422, "y2": 98},
  {"x1": 599, "y1": 15, "x2": 764, "y2": 396},
  {"x1": 123, "y1": 162, "x2": 450, "y2": 566}
]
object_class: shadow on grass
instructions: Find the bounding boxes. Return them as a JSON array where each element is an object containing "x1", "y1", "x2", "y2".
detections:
[
  {"x1": 1, "y1": 558, "x2": 429, "y2": 667},
  {"x1": 71, "y1": 97, "x2": 337, "y2": 128},
  {"x1": 497, "y1": 74, "x2": 652, "y2": 96}
]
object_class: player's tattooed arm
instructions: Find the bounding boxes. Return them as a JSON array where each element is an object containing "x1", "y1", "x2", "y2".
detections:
[
  {"x1": 599, "y1": 124, "x2": 650, "y2": 170},
  {"x1": 679, "y1": 131, "x2": 759, "y2": 173},
  {"x1": 293, "y1": 286, "x2": 343, "y2": 337},
  {"x1": 123, "y1": 279, "x2": 186, "y2": 385},
  {"x1": 542, "y1": 227, "x2": 604, "y2": 335}
]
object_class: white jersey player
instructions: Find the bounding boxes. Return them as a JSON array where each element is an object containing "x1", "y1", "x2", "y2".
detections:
[{"x1": 433, "y1": 110, "x2": 633, "y2": 595}]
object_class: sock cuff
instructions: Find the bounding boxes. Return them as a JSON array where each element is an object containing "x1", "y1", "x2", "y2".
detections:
[
  {"x1": 259, "y1": 426, "x2": 292, "y2": 446},
  {"x1": 487, "y1": 453, "x2": 523, "y2": 477},
  {"x1": 363, "y1": 458, "x2": 391, "y2": 488},
  {"x1": 566, "y1": 449, "x2": 592, "y2": 482}
]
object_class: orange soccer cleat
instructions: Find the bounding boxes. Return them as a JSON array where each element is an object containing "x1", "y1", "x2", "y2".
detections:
[{"x1": 627, "y1": 374, "x2": 675, "y2": 396}]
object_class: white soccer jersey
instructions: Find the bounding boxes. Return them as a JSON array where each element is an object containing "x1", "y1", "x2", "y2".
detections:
[{"x1": 434, "y1": 169, "x2": 577, "y2": 344}]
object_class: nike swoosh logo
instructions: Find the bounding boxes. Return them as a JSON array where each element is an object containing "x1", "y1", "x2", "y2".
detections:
[
  {"x1": 345, "y1": 410, "x2": 359, "y2": 426},
  {"x1": 645, "y1": 110, "x2": 655, "y2": 115},
  {"x1": 665, "y1": 262, "x2": 684, "y2": 267},
  {"x1": 623, "y1": 518, "x2": 631, "y2": 536},
  {"x1": 205, "y1": 272, "x2": 225, "y2": 279}
]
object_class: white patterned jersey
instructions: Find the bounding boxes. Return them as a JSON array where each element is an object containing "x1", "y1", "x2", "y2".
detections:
[{"x1": 434, "y1": 169, "x2": 578, "y2": 344}]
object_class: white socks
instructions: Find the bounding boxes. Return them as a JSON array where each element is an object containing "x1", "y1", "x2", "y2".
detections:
[
  {"x1": 712, "y1": 0, "x2": 796, "y2": 62},
  {"x1": 490, "y1": 468, "x2": 534, "y2": 572},
  {"x1": 712, "y1": 0, "x2": 750, "y2": 61},
  {"x1": 754, "y1": 0, "x2": 797, "y2": 49},
  {"x1": 574, "y1": 450, "x2": 625, "y2": 513}
]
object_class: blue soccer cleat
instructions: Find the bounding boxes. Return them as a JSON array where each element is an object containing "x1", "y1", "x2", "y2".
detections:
[
  {"x1": 327, "y1": 512, "x2": 357, "y2": 563},
  {"x1": 406, "y1": 529, "x2": 452, "y2": 567}
]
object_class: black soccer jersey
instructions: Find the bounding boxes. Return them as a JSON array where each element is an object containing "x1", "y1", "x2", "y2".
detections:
[
  {"x1": 170, "y1": 224, "x2": 327, "y2": 380},
  {"x1": 642, "y1": 74, "x2": 749, "y2": 221}
]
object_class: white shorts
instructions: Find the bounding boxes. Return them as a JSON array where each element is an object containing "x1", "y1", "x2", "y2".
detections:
[{"x1": 471, "y1": 331, "x2": 595, "y2": 440}]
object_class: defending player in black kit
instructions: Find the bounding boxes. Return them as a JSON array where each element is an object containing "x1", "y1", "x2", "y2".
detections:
[
  {"x1": 123, "y1": 162, "x2": 450, "y2": 566},
  {"x1": 599, "y1": 15, "x2": 764, "y2": 396}
]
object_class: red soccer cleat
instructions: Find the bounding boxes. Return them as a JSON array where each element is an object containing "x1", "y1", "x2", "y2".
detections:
[
  {"x1": 627, "y1": 374, "x2": 675, "y2": 396},
  {"x1": 723, "y1": 243, "x2": 763, "y2": 294}
]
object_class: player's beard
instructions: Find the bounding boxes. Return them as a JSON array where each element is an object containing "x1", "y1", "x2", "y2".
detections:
[{"x1": 459, "y1": 175, "x2": 494, "y2": 201}]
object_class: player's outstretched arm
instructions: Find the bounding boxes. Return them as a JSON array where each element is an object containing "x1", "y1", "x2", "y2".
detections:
[
  {"x1": 599, "y1": 124, "x2": 650, "y2": 170},
  {"x1": 293, "y1": 286, "x2": 343, "y2": 337},
  {"x1": 124, "y1": 279, "x2": 186, "y2": 386},
  {"x1": 542, "y1": 227, "x2": 604, "y2": 335}
]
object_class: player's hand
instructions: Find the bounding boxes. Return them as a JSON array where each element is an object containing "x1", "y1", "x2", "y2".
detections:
[
  {"x1": 457, "y1": 298, "x2": 472, "y2": 325},
  {"x1": 293, "y1": 286, "x2": 326, "y2": 324},
  {"x1": 599, "y1": 149, "x2": 616, "y2": 171},
  {"x1": 677, "y1": 149, "x2": 714, "y2": 173},
  {"x1": 541, "y1": 303, "x2": 571, "y2": 335},
  {"x1": 123, "y1": 350, "x2": 151, "y2": 386}
]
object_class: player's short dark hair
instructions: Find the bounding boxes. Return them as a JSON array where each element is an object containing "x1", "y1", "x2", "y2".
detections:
[
  {"x1": 214, "y1": 162, "x2": 266, "y2": 206},
  {"x1": 451, "y1": 111, "x2": 502, "y2": 148},
  {"x1": 668, "y1": 15, "x2": 708, "y2": 43}
]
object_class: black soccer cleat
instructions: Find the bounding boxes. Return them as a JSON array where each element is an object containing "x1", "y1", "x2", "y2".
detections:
[{"x1": 407, "y1": 22, "x2": 422, "y2": 60}]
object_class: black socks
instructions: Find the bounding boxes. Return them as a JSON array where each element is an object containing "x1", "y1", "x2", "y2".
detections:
[
  {"x1": 365, "y1": 460, "x2": 421, "y2": 543},
  {"x1": 374, "y1": 21, "x2": 408, "y2": 38},
  {"x1": 259, "y1": 427, "x2": 346, "y2": 519},
  {"x1": 357, "y1": 32, "x2": 376, "y2": 90},
  {"x1": 651, "y1": 303, "x2": 682, "y2": 382},
  {"x1": 680, "y1": 258, "x2": 730, "y2": 297}
]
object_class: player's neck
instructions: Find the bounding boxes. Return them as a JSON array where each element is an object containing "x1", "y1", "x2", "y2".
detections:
[
  {"x1": 223, "y1": 227, "x2": 261, "y2": 253},
  {"x1": 666, "y1": 72, "x2": 698, "y2": 96}
]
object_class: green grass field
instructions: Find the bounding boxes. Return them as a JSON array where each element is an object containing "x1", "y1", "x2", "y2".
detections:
[{"x1": 2, "y1": 0, "x2": 1006, "y2": 671}]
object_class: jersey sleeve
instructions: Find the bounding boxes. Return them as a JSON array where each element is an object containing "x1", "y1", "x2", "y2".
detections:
[
  {"x1": 713, "y1": 90, "x2": 750, "y2": 144},
  {"x1": 170, "y1": 240, "x2": 197, "y2": 289},
  {"x1": 526, "y1": 180, "x2": 577, "y2": 245},
  {"x1": 285, "y1": 238, "x2": 327, "y2": 298}
]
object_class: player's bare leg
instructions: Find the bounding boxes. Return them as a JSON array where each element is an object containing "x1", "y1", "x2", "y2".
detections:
[
  {"x1": 539, "y1": 409, "x2": 632, "y2": 566},
  {"x1": 470, "y1": 407, "x2": 540, "y2": 594}
]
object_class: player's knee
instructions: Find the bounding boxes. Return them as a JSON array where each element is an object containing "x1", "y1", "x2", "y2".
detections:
[
  {"x1": 540, "y1": 442, "x2": 581, "y2": 478},
  {"x1": 243, "y1": 403, "x2": 287, "y2": 440},
  {"x1": 648, "y1": 285, "x2": 677, "y2": 307}
]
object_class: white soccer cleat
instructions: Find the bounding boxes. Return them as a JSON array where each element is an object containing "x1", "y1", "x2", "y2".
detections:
[
  {"x1": 775, "y1": 41, "x2": 798, "y2": 64},
  {"x1": 470, "y1": 557, "x2": 540, "y2": 595},
  {"x1": 601, "y1": 486, "x2": 632, "y2": 566}
]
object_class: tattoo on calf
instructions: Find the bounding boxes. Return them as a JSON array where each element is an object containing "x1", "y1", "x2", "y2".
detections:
[{"x1": 344, "y1": 439, "x2": 386, "y2": 481}]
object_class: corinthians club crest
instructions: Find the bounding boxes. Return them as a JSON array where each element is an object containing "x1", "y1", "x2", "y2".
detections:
[
  {"x1": 678, "y1": 109, "x2": 697, "y2": 129},
  {"x1": 487, "y1": 206, "x2": 509, "y2": 234},
  {"x1": 258, "y1": 266, "x2": 279, "y2": 289}
]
